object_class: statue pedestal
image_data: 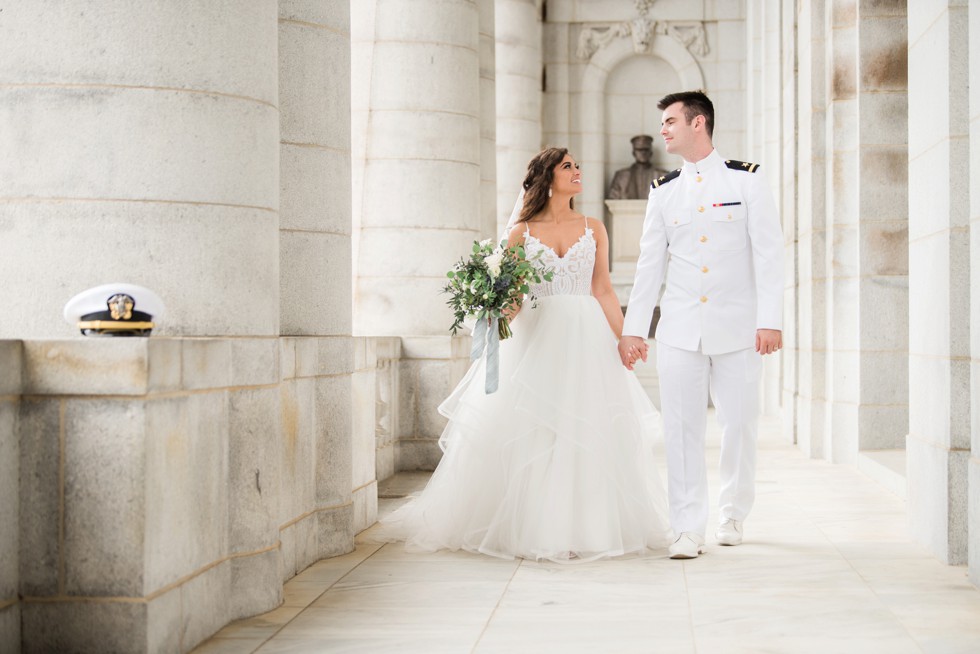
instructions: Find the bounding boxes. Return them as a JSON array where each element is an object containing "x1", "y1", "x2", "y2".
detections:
[{"x1": 605, "y1": 199, "x2": 648, "y2": 305}]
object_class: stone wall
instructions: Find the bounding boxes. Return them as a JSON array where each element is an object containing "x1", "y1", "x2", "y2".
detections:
[
  {"x1": 2, "y1": 335, "x2": 394, "y2": 652},
  {"x1": 352, "y1": 337, "x2": 401, "y2": 524},
  {"x1": 0, "y1": 342, "x2": 21, "y2": 652},
  {"x1": 396, "y1": 336, "x2": 472, "y2": 471}
]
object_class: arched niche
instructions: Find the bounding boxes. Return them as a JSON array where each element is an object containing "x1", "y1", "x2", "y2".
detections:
[
  {"x1": 604, "y1": 56, "x2": 681, "y2": 184},
  {"x1": 576, "y1": 35, "x2": 705, "y2": 221}
]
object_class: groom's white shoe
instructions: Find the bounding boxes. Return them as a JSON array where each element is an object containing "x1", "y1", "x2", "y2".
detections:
[
  {"x1": 669, "y1": 532, "x2": 705, "y2": 559},
  {"x1": 715, "y1": 519, "x2": 743, "y2": 546}
]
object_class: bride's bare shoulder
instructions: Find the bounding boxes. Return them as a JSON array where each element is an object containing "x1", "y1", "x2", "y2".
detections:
[
  {"x1": 585, "y1": 216, "x2": 607, "y2": 234},
  {"x1": 507, "y1": 222, "x2": 528, "y2": 247}
]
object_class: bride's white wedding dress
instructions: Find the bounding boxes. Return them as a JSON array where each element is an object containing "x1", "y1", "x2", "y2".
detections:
[{"x1": 386, "y1": 219, "x2": 672, "y2": 562}]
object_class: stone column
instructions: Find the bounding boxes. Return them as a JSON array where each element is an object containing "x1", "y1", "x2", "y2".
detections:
[
  {"x1": 745, "y1": 0, "x2": 788, "y2": 420},
  {"x1": 796, "y1": 0, "x2": 830, "y2": 459},
  {"x1": 745, "y1": 0, "x2": 765, "y2": 164},
  {"x1": 0, "y1": 1, "x2": 280, "y2": 339},
  {"x1": 855, "y1": 1, "x2": 908, "y2": 453},
  {"x1": 479, "y1": 0, "x2": 498, "y2": 239},
  {"x1": 780, "y1": 0, "x2": 799, "y2": 439},
  {"x1": 277, "y1": 0, "x2": 358, "y2": 567},
  {"x1": 763, "y1": 0, "x2": 784, "y2": 419},
  {"x1": 354, "y1": 0, "x2": 481, "y2": 335},
  {"x1": 971, "y1": 0, "x2": 980, "y2": 588},
  {"x1": 803, "y1": 0, "x2": 909, "y2": 468},
  {"x1": 353, "y1": 0, "x2": 481, "y2": 469},
  {"x1": 907, "y1": 0, "x2": 970, "y2": 565},
  {"x1": 824, "y1": 0, "x2": 860, "y2": 464},
  {"x1": 496, "y1": 0, "x2": 542, "y2": 232}
]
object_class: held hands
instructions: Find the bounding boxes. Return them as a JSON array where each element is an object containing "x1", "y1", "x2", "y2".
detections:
[
  {"x1": 756, "y1": 329, "x2": 782, "y2": 355},
  {"x1": 618, "y1": 335, "x2": 649, "y2": 370},
  {"x1": 619, "y1": 331, "x2": 779, "y2": 364}
]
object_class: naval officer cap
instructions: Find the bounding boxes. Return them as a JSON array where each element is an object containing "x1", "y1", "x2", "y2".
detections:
[{"x1": 63, "y1": 283, "x2": 165, "y2": 336}]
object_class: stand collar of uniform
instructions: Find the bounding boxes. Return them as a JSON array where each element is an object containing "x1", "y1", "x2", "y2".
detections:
[{"x1": 681, "y1": 149, "x2": 724, "y2": 176}]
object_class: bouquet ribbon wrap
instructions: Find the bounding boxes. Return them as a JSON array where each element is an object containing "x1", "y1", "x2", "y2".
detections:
[{"x1": 470, "y1": 316, "x2": 501, "y2": 393}]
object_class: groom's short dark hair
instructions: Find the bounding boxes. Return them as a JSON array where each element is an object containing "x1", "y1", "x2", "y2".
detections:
[{"x1": 658, "y1": 90, "x2": 714, "y2": 138}]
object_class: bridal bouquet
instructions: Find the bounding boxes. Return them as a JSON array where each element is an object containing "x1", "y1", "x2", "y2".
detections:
[
  {"x1": 443, "y1": 238, "x2": 552, "y2": 392},
  {"x1": 444, "y1": 238, "x2": 551, "y2": 338}
]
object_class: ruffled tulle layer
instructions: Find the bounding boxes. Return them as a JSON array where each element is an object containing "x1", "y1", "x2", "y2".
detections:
[{"x1": 384, "y1": 295, "x2": 672, "y2": 562}]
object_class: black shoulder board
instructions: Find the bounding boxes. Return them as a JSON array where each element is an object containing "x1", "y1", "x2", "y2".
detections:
[
  {"x1": 725, "y1": 159, "x2": 760, "y2": 173},
  {"x1": 651, "y1": 169, "x2": 681, "y2": 189}
]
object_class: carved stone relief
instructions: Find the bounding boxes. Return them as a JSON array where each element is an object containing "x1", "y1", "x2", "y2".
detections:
[{"x1": 576, "y1": 0, "x2": 709, "y2": 61}]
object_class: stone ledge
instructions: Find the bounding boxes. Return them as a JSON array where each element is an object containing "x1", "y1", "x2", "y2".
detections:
[
  {"x1": 400, "y1": 335, "x2": 470, "y2": 360},
  {"x1": 23, "y1": 339, "x2": 150, "y2": 396},
  {"x1": 284, "y1": 336, "x2": 354, "y2": 379},
  {"x1": 20, "y1": 338, "x2": 282, "y2": 396},
  {"x1": 0, "y1": 341, "x2": 23, "y2": 395}
]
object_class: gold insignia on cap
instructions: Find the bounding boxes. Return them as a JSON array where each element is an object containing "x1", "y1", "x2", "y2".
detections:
[{"x1": 107, "y1": 294, "x2": 135, "y2": 320}]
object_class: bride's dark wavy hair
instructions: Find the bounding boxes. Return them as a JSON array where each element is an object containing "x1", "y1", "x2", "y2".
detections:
[{"x1": 518, "y1": 147, "x2": 575, "y2": 223}]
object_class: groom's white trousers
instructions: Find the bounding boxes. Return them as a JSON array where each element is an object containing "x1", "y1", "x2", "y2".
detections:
[{"x1": 656, "y1": 342, "x2": 763, "y2": 537}]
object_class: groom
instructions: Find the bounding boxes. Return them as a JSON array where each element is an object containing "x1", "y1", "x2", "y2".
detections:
[{"x1": 618, "y1": 91, "x2": 784, "y2": 559}]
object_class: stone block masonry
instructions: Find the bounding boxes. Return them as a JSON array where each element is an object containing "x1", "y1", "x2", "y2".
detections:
[{"x1": 4, "y1": 336, "x2": 375, "y2": 653}]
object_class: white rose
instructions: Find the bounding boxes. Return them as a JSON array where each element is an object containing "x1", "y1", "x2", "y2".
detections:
[
  {"x1": 484, "y1": 251, "x2": 504, "y2": 279},
  {"x1": 479, "y1": 238, "x2": 493, "y2": 248}
]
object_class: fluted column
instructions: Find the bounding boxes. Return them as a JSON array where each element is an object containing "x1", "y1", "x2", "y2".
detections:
[
  {"x1": 0, "y1": 1, "x2": 280, "y2": 338},
  {"x1": 495, "y1": 0, "x2": 542, "y2": 233},
  {"x1": 907, "y1": 0, "x2": 970, "y2": 565}
]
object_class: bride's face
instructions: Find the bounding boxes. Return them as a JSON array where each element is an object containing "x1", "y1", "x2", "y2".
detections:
[{"x1": 551, "y1": 155, "x2": 582, "y2": 197}]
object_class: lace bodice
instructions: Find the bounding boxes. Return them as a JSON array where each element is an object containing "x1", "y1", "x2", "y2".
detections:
[{"x1": 523, "y1": 226, "x2": 596, "y2": 297}]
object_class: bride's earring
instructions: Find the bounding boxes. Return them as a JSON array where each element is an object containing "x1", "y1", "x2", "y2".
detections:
[{"x1": 548, "y1": 188, "x2": 553, "y2": 198}]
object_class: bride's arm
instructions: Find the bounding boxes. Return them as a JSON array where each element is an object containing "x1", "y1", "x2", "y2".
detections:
[
  {"x1": 589, "y1": 218, "x2": 625, "y2": 339},
  {"x1": 503, "y1": 223, "x2": 528, "y2": 321}
]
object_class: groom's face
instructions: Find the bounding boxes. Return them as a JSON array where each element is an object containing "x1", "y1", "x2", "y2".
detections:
[{"x1": 660, "y1": 102, "x2": 697, "y2": 158}]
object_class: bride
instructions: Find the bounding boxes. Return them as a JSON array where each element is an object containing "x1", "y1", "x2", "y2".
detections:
[{"x1": 385, "y1": 147, "x2": 672, "y2": 562}]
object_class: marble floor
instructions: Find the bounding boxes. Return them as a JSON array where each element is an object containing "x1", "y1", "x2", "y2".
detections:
[{"x1": 194, "y1": 414, "x2": 980, "y2": 653}]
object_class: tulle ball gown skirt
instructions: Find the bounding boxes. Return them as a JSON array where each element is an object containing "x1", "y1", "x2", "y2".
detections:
[{"x1": 385, "y1": 294, "x2": 673, "y2": 563}]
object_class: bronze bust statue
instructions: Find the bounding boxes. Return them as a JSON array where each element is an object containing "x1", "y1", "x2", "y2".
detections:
[{"x1": 608, "y1": 135, "x2": 669, "y2": 200}]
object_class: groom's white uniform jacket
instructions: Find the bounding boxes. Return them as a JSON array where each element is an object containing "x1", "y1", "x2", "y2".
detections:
[{"x1": 622, "y1": 149, "x2": 783, "y2": 353}]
